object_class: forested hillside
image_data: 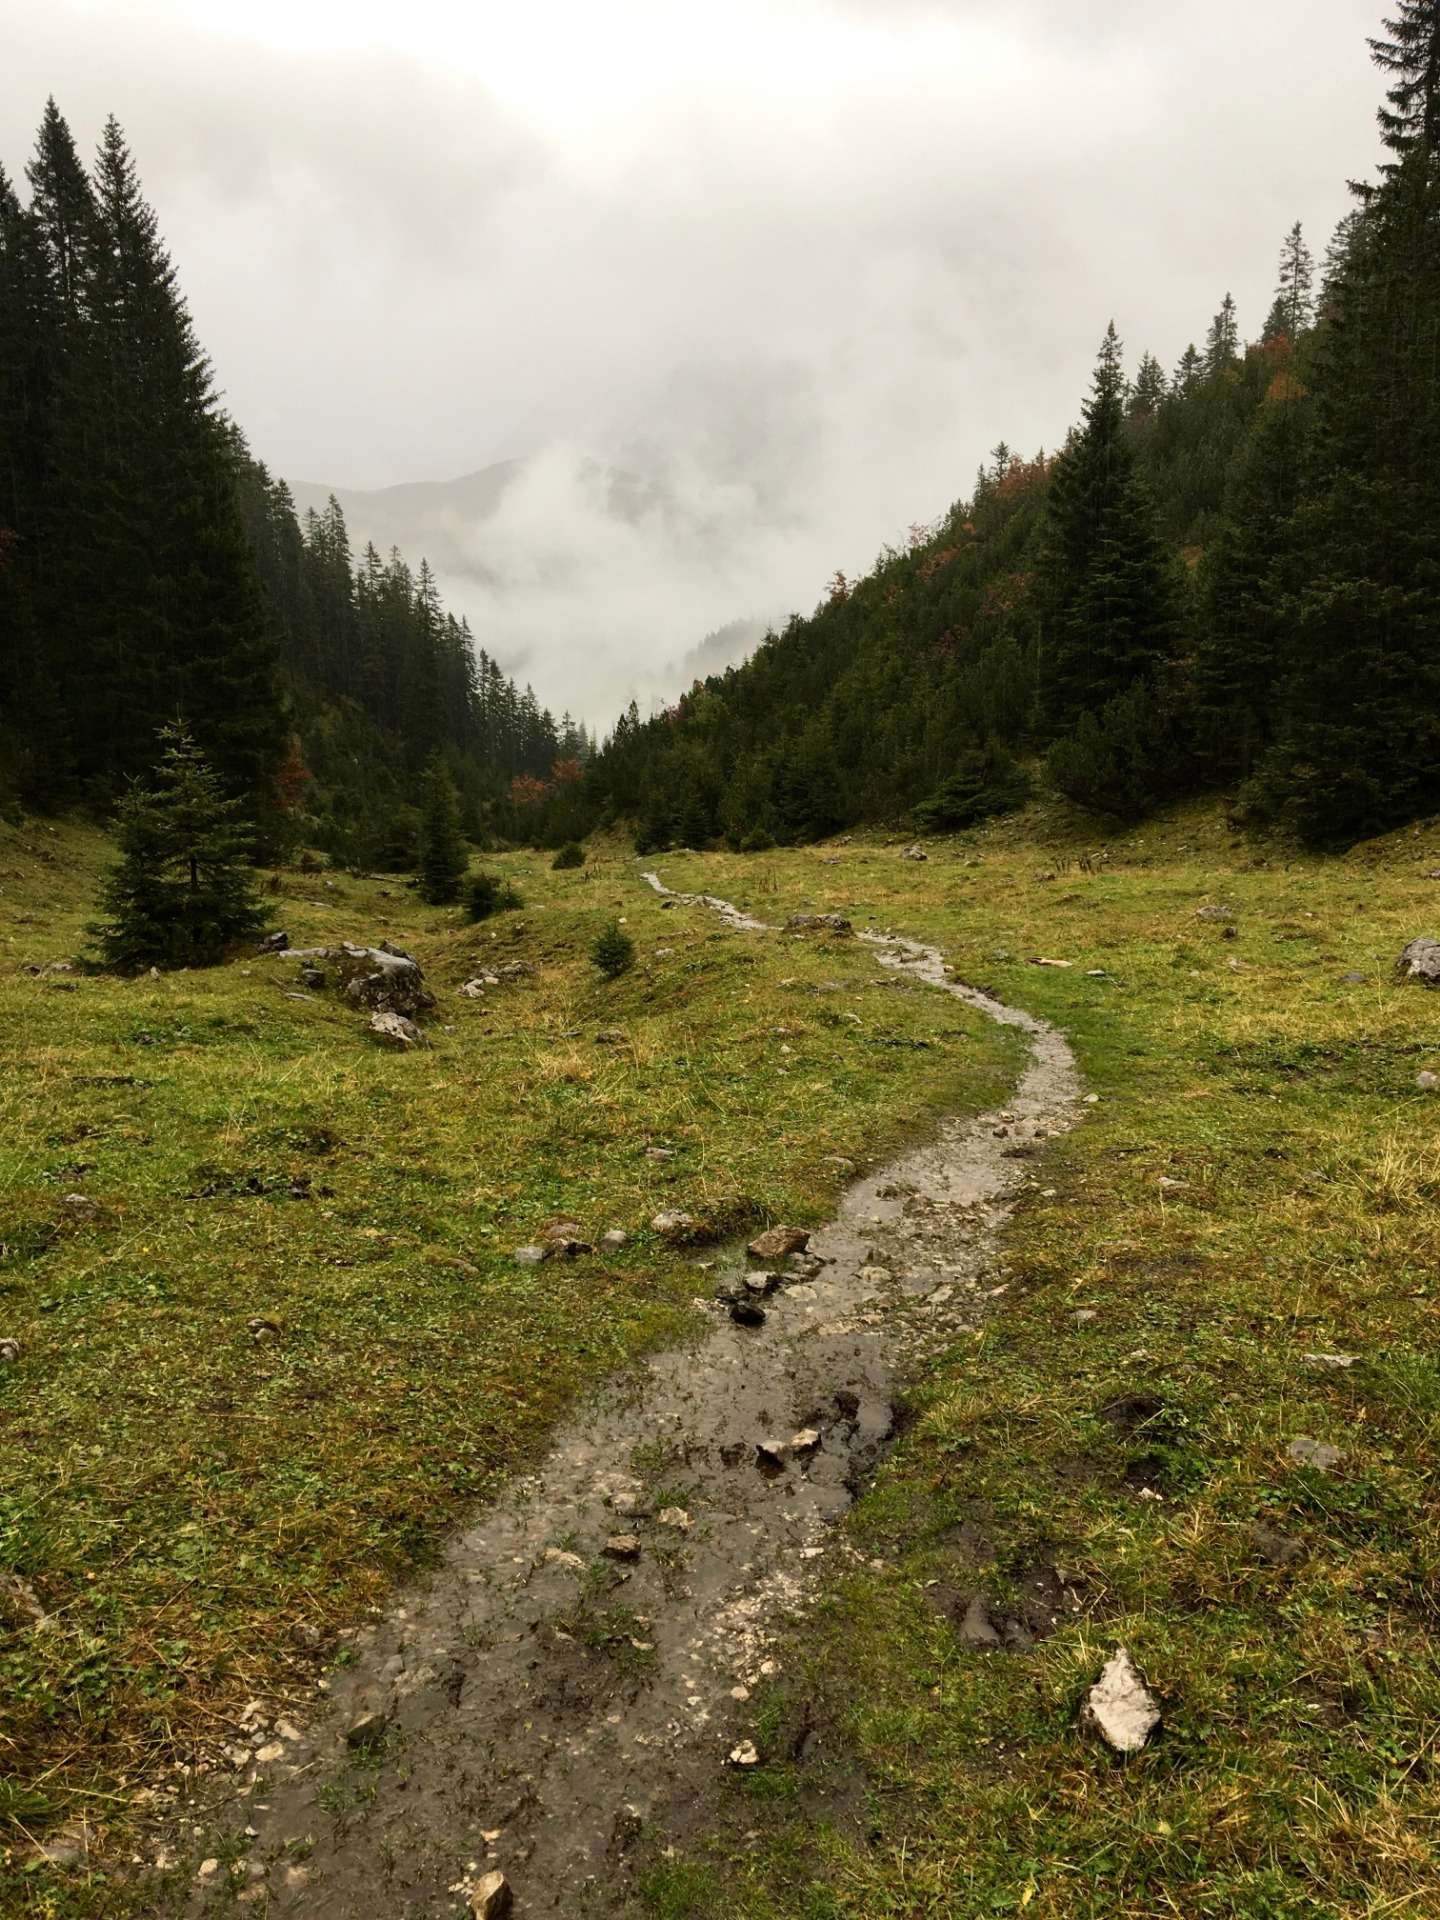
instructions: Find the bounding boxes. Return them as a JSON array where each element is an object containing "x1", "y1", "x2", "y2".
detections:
[
  {"x1": 0, "y1": 104, "x2": 573, "y2": 863},
  {"x1": 578, "y1": 6, "x2": 1440, "y2": 853}
]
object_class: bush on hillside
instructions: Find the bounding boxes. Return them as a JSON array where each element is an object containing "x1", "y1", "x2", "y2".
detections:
[
  {"x1": 465, "y1": 872, "x2": 523, "y2": 921},
  {"x1": 914, "y1": 742, "x2": 1031, "y2": 832},
  {"x1": 591, "y1": 920, "x2": 636, "y2": 979},
  {"x1": 551, "y1": 842, "x2": 585, "y2": 870}
]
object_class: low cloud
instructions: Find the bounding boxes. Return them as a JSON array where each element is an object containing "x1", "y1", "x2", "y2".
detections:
[{"x1": 4, "y1": 0, "x2": 1381, "y2": 723}]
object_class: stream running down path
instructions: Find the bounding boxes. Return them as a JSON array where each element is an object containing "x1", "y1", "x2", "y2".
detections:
[{"x1": 191, "y1": 875, "x2": 1080, "y2": 1918}]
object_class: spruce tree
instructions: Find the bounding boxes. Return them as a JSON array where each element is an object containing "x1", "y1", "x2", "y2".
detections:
[
  {"x1": 416, "y1": 754, "x2": 468, "y2": 902},
  {"x1": 1272, "y1": 222, "x2": 1315, "y2": 339},
  {"x1": 591, "y1": 920, "x2": 635, "y2": 979},
  {"x1": 1172, "y1": 344, "x2": 1203, "y2": 395},
  {"x1": 1254, "y1": 1, "x2": 1440, "y2": 844},
  {"x1": 1130, "y1": 352, "x2": 1167, "y2": 417},
  {"x1": 1041, "y1": 325, "x2": 1178, "y2": 728},
  {"x1": 1203, "y1": 294, "x2": 1240, "y2": 377},
  {"x1": 90, "y1": 723, "x2": 268, "y2": 971}
]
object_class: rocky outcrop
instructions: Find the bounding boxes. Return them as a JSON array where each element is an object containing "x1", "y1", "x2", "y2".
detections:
[{"x1": 286, "y1": 942, "x2": 435, "y2": 1016}]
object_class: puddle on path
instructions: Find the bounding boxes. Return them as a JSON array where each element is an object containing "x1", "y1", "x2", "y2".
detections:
[{"x1": 181, "y1": 875, "x2": 1080, "y2": 1917}]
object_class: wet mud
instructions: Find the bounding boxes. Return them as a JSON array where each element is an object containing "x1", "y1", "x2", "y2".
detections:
[{"x1": 181, "y1": 875, "x2": 1080, "y2": 1917}]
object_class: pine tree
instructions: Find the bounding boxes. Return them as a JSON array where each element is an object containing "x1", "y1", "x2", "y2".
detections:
[
  {"x1": 1041, "y1": 325, "x2": 1179, "y2": 728},
  {"x1": 416, "y1": 754, "x2": 468, "y2": 902},
  {"x1": 89, "y1": 723, "x2": 269, "y2": 971},
  {"x1": 1204, "y1": 293, "x2": 1240, "y2": 376},
  {"x1": 1272, "y1": 222, "x2": 1315, "y2": 340}
]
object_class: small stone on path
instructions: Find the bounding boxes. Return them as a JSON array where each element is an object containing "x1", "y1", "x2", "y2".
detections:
[
  {"x1": 747, "y1": 1226, "x2": 809, "y2": 1260},
  {"x1": 727, "y1": 1741, "x2": 760, "y2": 1767},
  {"x1": 603, "y1": 1535, "x2": 641, "y2": 1561}
]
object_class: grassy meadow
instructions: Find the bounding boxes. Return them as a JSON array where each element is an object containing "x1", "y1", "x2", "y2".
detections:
[
  {"x1": 0, "y1": 818, "x2": 1018, "y2": 1916},
  {"x1": 636, "y1": 805, "x2": 1440, "y2": 1919}
]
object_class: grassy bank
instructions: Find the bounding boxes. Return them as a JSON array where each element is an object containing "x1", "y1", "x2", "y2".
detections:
[
  {"x1": 0, "y1": 822, "x2": 1019, "y2": 1915},
  {"x1": 637, "y1": 804, "x2": 1440, "y2": 1918}
]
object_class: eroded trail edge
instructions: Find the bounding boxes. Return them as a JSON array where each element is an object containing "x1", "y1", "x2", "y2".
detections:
[{"x1": 186, "y1": 875, "x2": 1080, "y2": 1918}]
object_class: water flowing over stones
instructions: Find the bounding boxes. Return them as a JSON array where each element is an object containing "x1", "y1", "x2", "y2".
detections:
[{"x1": 182, "y1": 870, "x2": 1079, "y2": 1916}]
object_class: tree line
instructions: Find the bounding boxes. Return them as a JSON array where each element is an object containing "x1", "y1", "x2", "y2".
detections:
[
  {"x1": 0, "y1": 102, "x2": 580, "y2": 863},
  {"x1": 563, "y1": 4, "x2": 1439, "y2": 853}
]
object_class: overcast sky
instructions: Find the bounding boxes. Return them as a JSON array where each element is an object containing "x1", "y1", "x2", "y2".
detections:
[{"x1": 5, "y1": 1, "x2": 1383, "y2": 722}]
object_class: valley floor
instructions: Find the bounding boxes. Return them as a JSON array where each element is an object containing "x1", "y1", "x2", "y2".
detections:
[{"x1": 2, "y1": 801, "x2": 1439, "y2": 1917}]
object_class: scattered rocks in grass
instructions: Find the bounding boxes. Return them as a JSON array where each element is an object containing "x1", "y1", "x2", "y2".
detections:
[
  {"x1": 1081, "y1": 1646, "x2": 1160, "y2": 1754},
  {"x1": 652, "y1": 1210, "x2": 699, "y2": 1243},
  {"x1": 257, "y1": 931, "x2": 290, "y2": 953},
  {"x1": 1288, "y1": 1436, "x2": 1342, "y2": 1472},
  {"x1": 1340, "y1": 970, "x2": 1371, "y2": 984},
  {"x1": 470, "y1": 1871, "x2": 514, "y2": 1919},
  {"x1": 594, "y1": 1028, "x2": 627, "y2": 1046},
  {"x1": 747, "y1": 1225, "x2": 810, "y2": 1260},
  {"x1": 1397, "y1": 938, "x2": 1440, "y2": 985},
  {"x1": 1303, "y1": 1352, "x2": 1360, "y2": 1370},
  {"x1": 645, "y1": 1146, "x2": 675, "y2": 1162},
  {"x1": 543, "y1": 1548, "x2": 586, "y2": 1573},
  {"x1": 599, "y1": 1229, "x2": 628, "y2": 1253},
  {"x1": 1028, "y1": 956, "x2": 1073, "y2": 969},
  {"x1": 0, "y1": 1338, "x2": 20, "y2": 1364},
  {"x1": 727, "y1": 1740, "x2": 760, "y2": 1767},
  {"x1": 603, "y1": 1535, "x2": 641, "y2": 1561},
  {"x1": 60, "y1": 1191, "x2": 100, "y2": 1219},
  {"x1": 900, "y1": 844, "x2": 928, "y2": 862},
  {"x1": 1072, "y1": 1309, "x2": 1099, "y2": 1326},
  {"x1": 1418, "y1": 1071, "x2": 1438, "y2": 1091},
  {"x1": 345, "y1": 1710, "x2": 389, "y2": 1750},
  {"x1": 514, "y1": 1245, "x2": 551, "y2": 1266},
  {"x1": 247, "y1": 1317, "x2": 281, "y2": 1344},
  {"x1": 1194, "y1": 905, "x2": 1237, "y2": 924},
  {"x1": 657, "y1": 1507, "x2": 692, "y2": 1531},
  {"x1": 1249, "y1": 1521, "x2": 1305, "y2": 1567},
  {"x1": 369, "y1": 1009, "x2": 423, "y2": 1049},
  {"x1": 459, "y1": 976, "x2": 496, "y2": 996},
  {"x1": 729, "y1": 1300, "x2": 766, "y2": 1328}
]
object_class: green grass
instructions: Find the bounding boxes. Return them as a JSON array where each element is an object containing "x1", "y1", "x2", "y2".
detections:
[
  {"x1": 631, "y1": 803, "x2": 1440, "y2": 1918},
  {"x1": 0, "y1": 819, "x2": 1017, "y2": 1914}
]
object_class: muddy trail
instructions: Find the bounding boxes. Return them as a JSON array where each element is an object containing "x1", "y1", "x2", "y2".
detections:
[{"x1": 179, "y1": 876, "x2": 1080, "y2": 1918}]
